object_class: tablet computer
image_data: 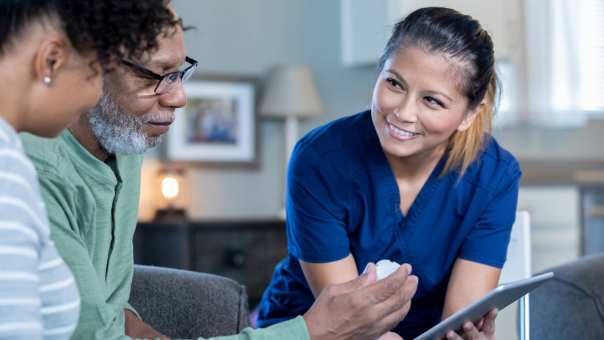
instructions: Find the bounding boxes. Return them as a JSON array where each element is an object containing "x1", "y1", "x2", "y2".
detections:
[{"x1": 415, "y1": 271, "x2": 554, "y2": 340}]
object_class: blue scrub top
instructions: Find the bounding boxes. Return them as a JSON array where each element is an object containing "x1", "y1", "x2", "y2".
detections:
[{"x1": 257, "y1": 111, "x2": 521, "y2": 338}]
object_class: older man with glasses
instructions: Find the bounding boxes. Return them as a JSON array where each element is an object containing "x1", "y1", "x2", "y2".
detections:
[
  {"x1": 21, "y1": 7, "x2": 417, "y2": 340},
  {"x1": 20, "y1": 13, "x2": 193, "y2": 339}
]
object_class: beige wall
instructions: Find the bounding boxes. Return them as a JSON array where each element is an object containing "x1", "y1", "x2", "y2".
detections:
[{"x1": 139, "y1": 0, "x2": 604, "y2": 221}]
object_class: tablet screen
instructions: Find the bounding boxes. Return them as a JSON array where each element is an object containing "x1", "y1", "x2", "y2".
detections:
[{"x1": 415, "y1": 272, "x2": 554, "y2": 340}]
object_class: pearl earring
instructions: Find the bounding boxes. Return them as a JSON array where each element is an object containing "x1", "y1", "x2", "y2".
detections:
[{"x1": 43, "y1": 76, "x2": 52, "y2": 86}]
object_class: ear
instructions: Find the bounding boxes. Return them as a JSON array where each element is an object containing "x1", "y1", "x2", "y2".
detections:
[
  {"x1": 32, "y1": 35, "x2": 69, "y2": 85},
  {"x1": 457, "y1": 101, "x2": 484, "y2": 132}
]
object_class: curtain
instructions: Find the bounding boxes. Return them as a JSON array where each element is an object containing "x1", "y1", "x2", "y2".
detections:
[{"x1": 524, "y1": 0, "x2": 604, "y2": 126}]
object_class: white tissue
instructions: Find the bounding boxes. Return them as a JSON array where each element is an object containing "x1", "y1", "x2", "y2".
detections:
[{"x1": 376, "y1": 259, "x2": 400, "y2": 281}]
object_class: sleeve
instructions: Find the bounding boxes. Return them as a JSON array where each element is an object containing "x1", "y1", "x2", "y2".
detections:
[
  {"x1": 0, "y1": 173, "x2": 44, "y2": 339},
  {"x1": 285, "y1": 142, "x2": 351, "y2": 263},
  {"x1": 124, "y1": 303, "x2": 141, "y2": 320},
  {"x1": 198, "y1": 316, "x2": 309, "y2": 340},
  {"x1": 38, "y1": 173, "x2": 130, "y2": 340},
  {"x1": 458, "y1": 159, "x2": 522, "y2": 268},
  {"x1": 0, "y1": 147, "x2": 48, "y2": 339}
]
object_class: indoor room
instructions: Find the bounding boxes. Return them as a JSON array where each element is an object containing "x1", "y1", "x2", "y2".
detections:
[{"x1": 133, "y1": 1, "x2": 604, "y2": 339}]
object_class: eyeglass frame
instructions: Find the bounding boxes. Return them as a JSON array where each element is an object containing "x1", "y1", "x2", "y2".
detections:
[{"x1": 121, "y1": 56, "x2": 198, "y2": 95}]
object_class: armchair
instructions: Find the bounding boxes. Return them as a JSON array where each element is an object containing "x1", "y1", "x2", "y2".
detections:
[
  {"x1": 129, "y1": 265, "x2": 250, "y2": 339},
  {"x1": 530, "y1": 254, "x2": 604, "y2": 339}
]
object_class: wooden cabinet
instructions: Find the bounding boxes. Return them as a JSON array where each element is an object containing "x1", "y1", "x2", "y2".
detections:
[
  {"x1": 134, "y1": 220, "x2": 287, "y2": 307},
  {"x1": 341, "y1": 0, "x2": 521, "y2": 66}
]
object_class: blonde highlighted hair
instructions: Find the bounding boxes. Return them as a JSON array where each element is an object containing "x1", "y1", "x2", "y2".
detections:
[{"x1": 442, "y1": 75, "x2": 497, "y2": 176}]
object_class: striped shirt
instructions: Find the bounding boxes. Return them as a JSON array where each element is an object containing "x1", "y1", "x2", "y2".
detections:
[{"x1": 0, "y1": 118, "x2": 79, "y2": 340}]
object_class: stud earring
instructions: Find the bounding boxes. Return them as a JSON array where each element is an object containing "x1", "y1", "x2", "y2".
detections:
[{"x1": 43, "y1": 76, "x2": 52, "y2": 86}]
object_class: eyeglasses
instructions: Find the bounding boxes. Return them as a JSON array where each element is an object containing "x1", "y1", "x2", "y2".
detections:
[{"x1": 121, "y1": 56, "x2": 198, "y2": 95}]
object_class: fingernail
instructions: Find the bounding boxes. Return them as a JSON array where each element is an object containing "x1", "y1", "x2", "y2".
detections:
[{"x1": 362, "y1": 262, "x2": 373, "y2": 275}]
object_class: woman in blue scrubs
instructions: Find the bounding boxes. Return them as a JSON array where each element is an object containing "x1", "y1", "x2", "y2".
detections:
[{"x1": 258, "y1": 7, "x2": 520, "y2": 340}]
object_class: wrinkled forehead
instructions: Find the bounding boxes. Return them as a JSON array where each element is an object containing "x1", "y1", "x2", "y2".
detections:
[
  {"x1": 143, "y1": 25, "x2": 186, "y2": 72},
  {"x1": 102, "y1": 26, "x2": 186, "y2": 96}
]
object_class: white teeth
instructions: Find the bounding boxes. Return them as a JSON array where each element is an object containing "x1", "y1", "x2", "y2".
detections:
[
  {"x1": 386, "y1": 119, "x2": 418, "y2": 139},
  {"x1": 390, "y1": 124, "x2": 415, "y2": 137}
]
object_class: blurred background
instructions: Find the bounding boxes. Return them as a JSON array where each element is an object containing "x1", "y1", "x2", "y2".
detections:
[{"x1": 133, "y1": 0, "x2": 604, "y2": 336}]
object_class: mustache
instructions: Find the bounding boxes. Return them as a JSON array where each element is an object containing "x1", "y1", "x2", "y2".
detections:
[
  {"x1": 141, "y1": 112, "x2": 175, "y2": 124},
  {"x1": 93, "y1": 93, "x2": 174, "y2": 124}
]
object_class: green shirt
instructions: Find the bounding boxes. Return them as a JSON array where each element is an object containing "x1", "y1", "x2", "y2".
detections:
[
  {"x1": 22, "y1": 130, "x2": 141, "y2": 339},
  {"x1": 21, "y1": 130, "x2": 309, "y2": 340}
]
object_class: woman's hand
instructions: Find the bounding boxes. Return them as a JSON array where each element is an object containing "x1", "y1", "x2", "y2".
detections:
[{"x1": 444, "y1": 309, "x2": 497, "y2": 340}]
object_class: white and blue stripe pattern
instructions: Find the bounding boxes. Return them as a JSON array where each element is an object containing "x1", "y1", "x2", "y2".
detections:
[{"x1": 0, "y1": 118, "x2": 79, "y2": 340}]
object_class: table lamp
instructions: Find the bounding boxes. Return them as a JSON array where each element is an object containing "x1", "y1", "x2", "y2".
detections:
[
  {"x1": 154, "y1": 167, "x2": 187, "y2": 223},
  {"x1": 260, "y1": 65, "x2": 324, "y2": 161},
  {"x1": 260, "y1": 65, "x2": 324, "y2": 217}
]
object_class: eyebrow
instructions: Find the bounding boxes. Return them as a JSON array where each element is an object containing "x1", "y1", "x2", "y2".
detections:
[
  {"x1": 385, "y1": 69, "x2": 454, "y2": 102},
  {"x1": 147, "y1": 57, "x2": 183, "y2": 73},
  {"x1": 386, "y1": 69, "x2": 407, "y2": 87}
]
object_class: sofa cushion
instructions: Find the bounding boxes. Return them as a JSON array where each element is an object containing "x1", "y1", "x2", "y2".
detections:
[{"x1": 130, "y1": 265, "x2": 249, "y2": 338}]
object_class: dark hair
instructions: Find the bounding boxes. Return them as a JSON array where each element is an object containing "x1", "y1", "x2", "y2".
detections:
[
  {"x1": 0, "y1": 0, "x2": 180, "y2": 69},
  {"x1": 379, "y1": 7, "x2": 495, "y2": 110},
  {"x1": 379, "y1": 7, "x2": 498, "y2": 175}
]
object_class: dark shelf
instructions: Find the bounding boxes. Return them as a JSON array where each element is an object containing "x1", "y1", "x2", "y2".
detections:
[{"x1": 134, "y1": 219, "x2": 287, "y2": 307}]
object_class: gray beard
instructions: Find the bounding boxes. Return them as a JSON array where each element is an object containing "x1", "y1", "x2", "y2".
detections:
[{"x1": 87, "y1": 94, "x2": 162, "y2": 155}]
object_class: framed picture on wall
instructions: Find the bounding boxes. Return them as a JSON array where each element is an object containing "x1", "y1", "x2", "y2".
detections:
[{"x1": 167, "y1": 80, "x2": 255, "y2": 163}]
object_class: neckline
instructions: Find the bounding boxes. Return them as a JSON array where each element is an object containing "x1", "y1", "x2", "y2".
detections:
[
  {"x1": 390, "y1": 154, "x2": 446, "y2": 222},
  {"x1": 363, "y1": 112, "x2": 447, "y2": 223},
  {"x1": 61, "y1": 130, "x2": 120, "y2": 186}
]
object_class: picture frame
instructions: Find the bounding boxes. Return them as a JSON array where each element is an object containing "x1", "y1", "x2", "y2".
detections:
[{"x1": 167, "y1": 79, "x2": 256, "y2": 163}]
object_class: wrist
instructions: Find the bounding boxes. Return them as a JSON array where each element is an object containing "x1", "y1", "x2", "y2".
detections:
[{"x1": 303, "y1": 313, "x2": 325, "y2": 340}]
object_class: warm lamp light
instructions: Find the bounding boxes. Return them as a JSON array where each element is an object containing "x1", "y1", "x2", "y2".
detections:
[
  {"x1": 161, "y1": 176, "x2": 180, "y2": 201},
  {"x1": 154, "y1": 167, "x2": 187, "y2": 223}
]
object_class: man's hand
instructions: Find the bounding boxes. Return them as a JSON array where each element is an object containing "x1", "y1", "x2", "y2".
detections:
[
  {"x1": 124, "y1": 309, "x2": 170, "y2": 340},
  {"x1": 303, "y1": 262, "x2": 418, "y2": 340},
  {"x1": 445, "y1": 309, "x2": 497, "y2": 340},
  {"x1": 377, "y1": 331, "x2": 403, "y2": 340}
]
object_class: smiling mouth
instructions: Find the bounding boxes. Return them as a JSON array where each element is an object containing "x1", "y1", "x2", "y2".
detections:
[{"x1": 385, "y1": 116, "x2": 422, "y2": 139}]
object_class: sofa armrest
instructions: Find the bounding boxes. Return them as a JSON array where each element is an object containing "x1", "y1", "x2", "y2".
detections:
[
  {"x1": 530, "y1": 254, "x2": 604, "y2": 339},
  {"x1": 130, "y1": 265, "x2": 249, "y2": 339}
]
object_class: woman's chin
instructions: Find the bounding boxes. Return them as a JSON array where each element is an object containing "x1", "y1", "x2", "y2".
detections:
[{"x1": 382, "y1": 143, "x2": 418, "y2": 159}]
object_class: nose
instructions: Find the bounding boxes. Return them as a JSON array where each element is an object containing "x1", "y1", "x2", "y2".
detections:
[
  {"x1": 159, "y1": 79, "x2": 187, "y2": 109},
  {"x1": 394, "y1": 94, "x2": 418, "y2": 123}
]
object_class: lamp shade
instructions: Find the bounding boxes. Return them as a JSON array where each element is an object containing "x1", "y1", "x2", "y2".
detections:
[{"x1": 260, "y1": 65, "x2": 324, "y2": 118}]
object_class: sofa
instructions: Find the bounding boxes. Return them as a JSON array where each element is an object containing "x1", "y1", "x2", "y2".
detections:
[
  {"x1": 129, "y1": 265, "x2": 250, "y2": 339},
  {"x1": 530, "y1": 253, "x2": 604, "y2": 339}
]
